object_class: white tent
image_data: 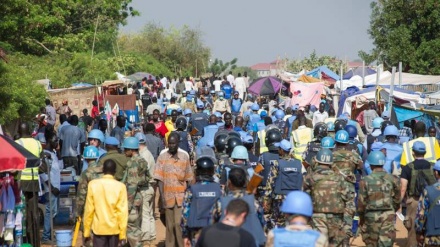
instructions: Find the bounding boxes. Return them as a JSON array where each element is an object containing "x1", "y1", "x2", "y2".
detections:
[
  {"x1": 336, "y1": 71, "x2": 440, "y2": 91},
  {"x1": 341, "y1": 87, "x2": 421, "y2": 114}
]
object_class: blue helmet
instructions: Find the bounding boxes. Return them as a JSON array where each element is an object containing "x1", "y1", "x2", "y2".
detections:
[
  {"x1": 434, "y1": 160, "x2": 440, "y2": 171},
  {"x1": 88, "y1": 129, "x2": 105, "y2": 143},
  {"x1": 335, "y1": 130, "x2": 349, "y2": 144},
  {"x1": 251, "y1": 103, "x2": 260, "y2": 111},
  {"x1": 383, "y1": 125, "x2": 399, "y2": 137},
  {"x1": 260, "y1": 110, "x2": 267, "y2": 118},
  {"x1": 166, "y1": 108, "x2": 173, "y2": 115},
  {"x1": 218, "y1": 91, "x2": 225, "y2": 98},
  {"x1": 315, "y1": 148, "x2": 333, "y2": 165},
  {"x1": 344, "y1": 125, "x2": 357, "y2": 139},
  {"x1": 280, "y1": 191, "x2": 313, "y2": 217},
  {"x1": 367, "y1": 151, "x2": 386, "y2": 166},
  {"x1": 122, "y1": 137, "x2": 139, "y2": 149},
  {"x1": 321, "y1": 136, "x2": 335, "y2": 149},
  {"x1": 372, "y1": 117, "x2": 384, "y2": 129},
  {"x1": 326, "y1": 121, "x2": 335, "y2": 132},
  {"x1": 83, "y1": 146, "x2": 99, "y2": 159},
  {"x1": 230, "y1": 146, "x2": 249, "y2": 160},
  {"x1": 275, "y1": 110, "x2": 285, "y2": 120},
  {"x1": 134, "y1": 132, "x2": 147, "y2": 144}
]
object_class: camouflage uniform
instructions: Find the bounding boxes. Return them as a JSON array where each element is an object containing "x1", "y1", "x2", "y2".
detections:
[
  {"x1": 358, "y1": 170, "x2": 400, "y2": 247},
  {"x1": 303, "y1": 165, "x2": 356, "y2": 246},
  {"x1": 77, "y1": 160, "x2": 103, "y2": 218},
  {"x1": 302, "y1": 140, "x2": 322, "y2": 172},
  {"x1": 124, "y1": 153, "x2": 149, "y2": 247}
]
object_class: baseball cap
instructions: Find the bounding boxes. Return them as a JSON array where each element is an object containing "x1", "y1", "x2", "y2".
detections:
[
  {"x1": 412, "y1": 141, "x2": 426, "y2": 153},
  {"x1": 243, "y1": 134, "x2": 254, "y2": 144},
  {"x1": 105, "y1": 137, "x2": 120, "y2": 146},
  {"x1": 371, "y1": 142, "x2": 385, "y2": 151},
  {"x1": 279, "y1": 139, "x2": 292, "y2": 151}
]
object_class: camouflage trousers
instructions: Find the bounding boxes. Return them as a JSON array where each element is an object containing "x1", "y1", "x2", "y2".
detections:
[
  {"x1": 266, "y1": 198, "x2": 286, "y2": 231},
  {"x1": 127, "y1": 206, "x2": 143, "y2": 247},
  {"x1": 361, "y1": 210, "x2": 395, "y2": 247},
  {"x1": 312, "y1": 213, "x2": 346, "y2": 247}
]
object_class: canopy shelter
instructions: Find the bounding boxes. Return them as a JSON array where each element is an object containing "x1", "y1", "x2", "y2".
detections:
[
  {"x1": 343, "y1": 67, "x2": 376, "y2": 80},
  {"x1": 289, "y1": 82, "x2": 325, "y2": 107},
  {"x1": 307, "y1": 65, "x2": 339, "y2": 82},
  {"x1": 297, "y1": 74, "x2": 321, "y2": 83},
  {"x1": 0, "y1": 135, "x2": 40, "y2": 172},
  {"x1": 248, "y1": 76, "x2": 282, "y2": 96}
]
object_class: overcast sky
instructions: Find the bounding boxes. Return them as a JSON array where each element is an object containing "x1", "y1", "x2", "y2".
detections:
[{"x1": 120, "y1": 0, "x2": 375, "y2": 66}]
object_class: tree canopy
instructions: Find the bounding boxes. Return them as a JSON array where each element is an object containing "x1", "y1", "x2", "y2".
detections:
[
  {"x1": 287, "y1": 51, "x2": 344, "y2": 73},
  {"x1": 208, "y1": 58, "x2": 238, "y2": 77},
  {"x1": 360, "y1": 0, "x2": 440, "y2": 74}
]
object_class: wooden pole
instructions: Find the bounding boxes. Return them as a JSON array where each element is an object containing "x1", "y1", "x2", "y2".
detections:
[
  {"x1": 340, "y1": 64, "x2": 343, "y2": 91},
  {"x1": 388, "y1": 66, "x2": 396, "y2": 112},
  {"x1": 362, "y1": 60, "x2": 365, "y2": 87},
  {"x1": 398, "y1": 62, "x2": 402, "y2": 87}
]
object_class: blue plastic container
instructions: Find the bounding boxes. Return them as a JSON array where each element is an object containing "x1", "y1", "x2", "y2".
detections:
[{"x1": 55, "y1": 230, "x2": 72, "y2": 247}]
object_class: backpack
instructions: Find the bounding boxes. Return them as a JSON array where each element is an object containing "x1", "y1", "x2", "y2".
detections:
[{"x1": 408, "y1": 162, "x2": 436, "y2": 197}]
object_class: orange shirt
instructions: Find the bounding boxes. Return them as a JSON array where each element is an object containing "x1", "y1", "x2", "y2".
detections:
[{"x1": 154, "y1": 149, "x2": 194, "y2": 208}]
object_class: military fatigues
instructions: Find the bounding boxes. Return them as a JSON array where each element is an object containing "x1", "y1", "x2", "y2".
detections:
[
  {"x1": 77, "y1": 161, "x2": 103, "y2": 218},
  {"x1": 303, "y1": 166, "x2": 356, "y2": 246},
  {"x1": 124, "y1": 154, "x2": 150, "y2": 247},
  {"x1": 358, "y1": 169, "x2": 400, "y2": 247},
  {"x1": 416, "y1": 182, "x2": 440, "y2": 246},
  {"x1": 98, "y1": 150, "x2": 129, "y2": 181},
  {"x1": 263, "y1": 156, "x2": 303, "y2": 230}
]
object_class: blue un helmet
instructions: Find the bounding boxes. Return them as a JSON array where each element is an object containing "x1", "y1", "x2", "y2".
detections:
[
  {"x1": 88, "y1": 129, "x2": 105, "y2": 143},
  {"x1": 251, "y1": 103, "x2": 260, "y2": 111},
  {"x1": 230, "y1": 145, "x2": 249, "y2": 160},
  {"x1": 184, "y1": 109, "x2": 192, "y2": 116},
  {"x1": 344, "y1": 125, "x2": 357, "y2": 139},
  {"x1": 326, "y1": 121, "x2": 335, "y2": 132},
  {"x1": 260, "y1": 110, "x2": 268, "y2": 118},
  {"x1": 372, "y1": 117, "x2": 384, "y2": 129},
  {"x1": 166, "y1": 108, "x2": 173, "y2": 115},
  {"x1": 122, "y1": 137, "x2": 139, "y2": 149},
  {"x1": 315, "y1": 148, "x2": 333, "y2": 165},
  {"x1": 83, "y1": 146, "x2": 99, "y2": 159},
  {"x1": 321, "y1": 136, "x2": 335, "y2": 149},
  {"x1": 134, "y1": 132, "x2": 147, "y2": 144},
  {"x1": 383, "y1": 125, "x2": 399, "y2": 137},
  {"x1": 275, "y1": 109, "x2": 285, "y2": 120},
  {"x1": 335, "y1": 130, "x2": 349, "y2": 144},
  {"x1": 434, "y1": 160, "x2": 440, "y2": 172},
  {"x1": 367, "y1": 151, "x2": 386, "y2": 166},
  {"x1": 280, "y1": 191, "x2": 313, "y2": 217}
]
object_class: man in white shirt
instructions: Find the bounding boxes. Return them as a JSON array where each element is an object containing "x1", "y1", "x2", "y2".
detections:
[
  {"x1": 363, "y1": 101, "x2": 379, "y2": 134},
  {"x1": 184, "y1": 77, "x2": 193, "y2": 92},
  {"x1": 212, "y1": 77, "x2": 223, "y2": 92},
  {"x1": 160, "y1": 74, "x2": 168, "y2": 88},
  {"x1": 163, "y1": 85, "x2": 173, "y2": 100},
  {"x1": 226, "y1": 71, "x2": 234, "y2": 85},
  {"x1": 233, "y1": 73, "x2": 247, "y2": 100},
  {"x1": 170, "y1": 77, "x2": 178, "y2": 94},
  {"x1": 312, "y1": 102, "x2": 329, "y2": 126}
]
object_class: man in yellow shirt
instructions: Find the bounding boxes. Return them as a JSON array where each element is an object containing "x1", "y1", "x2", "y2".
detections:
[
  {"x1": 401, "y1": 121, "x2": 440, "y2": 166},
  {"x1": 83, "y1": 160, "x2": 128, "y2": 247}
]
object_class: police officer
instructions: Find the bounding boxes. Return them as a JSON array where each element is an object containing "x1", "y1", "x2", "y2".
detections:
[
  {"x1": 303, "y1": 122, "x2": 328, "y2": 171},
  {"x1": 333, "y1": 130, "x2": 363, "y2": 184},
  {"x1": 303, "y1": 148, "x2": 355, "y2": 246},
  {"x1": 121, "y1": 137, "x2": 149, "y2": 247},
  {"x1": 183, "y1": 93, "x2": 197, "y2": 113},
  {"x1": 173, "y1": 117, "x2": 193, "y2": 156},
  {"x1": 382, "y1": 125, "x2": 403, "y2": 176},
  {"x1": 415, "y1": 160, "x2": 440, "y2": 246},
  {"x1": 231, "y1": 91, "x2": 243, "y2": 120},
  {"x1": 247, "y1": 103, "x2": 261, "y2": 131},
  {"x1": 365, "y1": 117, "x2": 384, "y2": 153},
  {"x1": 273, "y1": 109, "x2": 286, "y2": 136},
  {"x1": 345, "y1": 124, "x2": 367, "y2": 161},
  {"x1": 265, "y1": 191, "x2": 328, "y2": 247},
  {"x1": 82, "y1": 129, "x2": 107, "y2": 172},
  {"x1": 259, "y1": 128, "x2": 282, "y2": 190},
  {"x1": 358, "y1": 151, "x2": 400, "y2": 247},
  {"x1": 181, "y1": 156, "x2": 222, "y2": 246},
  {"x1": 291, "y1": 116, "x2": 313, "y2": 161},
  {"x1": 263, "y1": 140, "x2": 303, "y2": 230},
  {"x1": 220, "y1": 145, "x2": 253, "y2": 188},
  {"x1": 378, "y1": 120, "x2": 394, "y2": 143},
  {"x1": 212, "y1": 91, "x2": 231, "y2": 114},
  {"x1": 188, "y1": 102, "x2": 209, "y2": 144}
]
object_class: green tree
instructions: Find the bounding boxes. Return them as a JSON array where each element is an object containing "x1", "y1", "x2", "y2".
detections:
[
  {"x1": 118, "y1": 23, "x2": 210, "y2": 76},
  {"x1": 361, "y1": 0, "x2": 440, "y2": 74},
  {"x1": 0, "y1": 0, "x2": 138, "y2": 55},
  {"x1": 208, "y1": 58, "x2": 238, "y2": 77},
  {"x1": 232, "y1": 66, "x2": 258, "y2": 81},
  {"x1": 287, "y1": 50, "x2": 344, "y2": 73}
]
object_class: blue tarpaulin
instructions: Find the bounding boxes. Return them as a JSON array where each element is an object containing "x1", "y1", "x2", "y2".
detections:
[
  {"x1": 307, "y1": 66, "x2": 340, "y2": 81},
  {"x1": 343, "y1": 67, "x2": 377, "y2": 80}
]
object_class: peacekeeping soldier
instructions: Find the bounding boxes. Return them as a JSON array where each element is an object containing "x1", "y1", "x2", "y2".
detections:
[
  {"x1": 345, "y1": 124, "x2": 367, "y2": 161},
  {"x1": 265, "y1": 191, "x2": 329, "y2": 247},
  {"x1": 273, "y1": 109, "x2": 286, "y2": 136},
  {"x1": 181, "y1": 156, "x2": 222, "y2": 247},
  {"x1": 172, "y1": 117, "x2": 193, "y2": 156},
  {"x1": 303, "y1": 122, "x2": 328, "y2": 171},
  {"x1": 188, "y1": 102, "x2": 209, "y2": 144},
  {"x1": 246, "y1": 103, "x2": 261, "y2": 131},
  {"x1": 98, "y1": 137, "x2": 129, "y2": 181},
  {"x1": 77, "y1": 146, "x2": 102, "y2": 247},
  {"x1": 365, "y1": 117, "x2": 384, "y2": 153},
  {"x1": 122, "y1": 137, "x2": 150, "y2": 247},
  {"x1": 303, "y1": 148, "x2": 356, "y2": 247},
  {"x1": 220, "y1": 145, "x2": 253, "y2": 190},
  {"x1": 382, "y1": 125, "x2": 403, "y2": 176},
  {"x1": 358, "y1": 151, "x2": 400, "y2": 247},
  {"x1": 259, "y1": 128, "x2": 282, "y2": 193},
  {"x1": 263, "y1": 139, "x2": 303, "y2": 230},
  {"x1": 326, "y1": 121, "x2": 336, "y2": 139}
]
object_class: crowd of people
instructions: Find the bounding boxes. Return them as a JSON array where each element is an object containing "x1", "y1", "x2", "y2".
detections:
[{"x1": 11, "y1": 72, "x2": 440, "y2": 247}]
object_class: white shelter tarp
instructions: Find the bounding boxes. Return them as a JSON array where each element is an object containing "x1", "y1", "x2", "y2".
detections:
[{"x1": 341, "y1": 87, "x2": 421, "y2": 114}]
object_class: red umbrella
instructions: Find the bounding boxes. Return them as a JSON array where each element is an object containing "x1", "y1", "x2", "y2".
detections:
[{"x1": 0, "y1": 135, "x2": 40, "y2": 172}]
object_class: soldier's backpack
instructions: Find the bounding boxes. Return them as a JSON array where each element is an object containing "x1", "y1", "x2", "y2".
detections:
[
  {"x1": 311, "y1": 172, "x2": 344, "y2": 214},
  {"x1": 408, "y1": 161, "x2": 436, "y2": 197}
]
